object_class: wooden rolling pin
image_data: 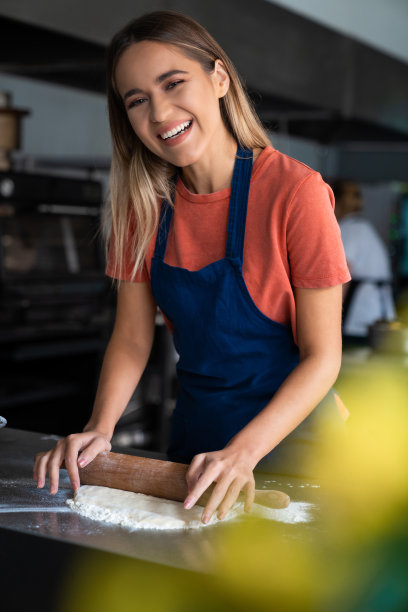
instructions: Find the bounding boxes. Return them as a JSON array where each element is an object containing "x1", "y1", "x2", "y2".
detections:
[{"x1": 63, "y1": 451, "x2": 290, "y2": 509}]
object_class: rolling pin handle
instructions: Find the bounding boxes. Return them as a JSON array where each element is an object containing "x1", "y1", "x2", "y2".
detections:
[{"x1": 253, "y1": 489, "x2": 290, "y2": 509}]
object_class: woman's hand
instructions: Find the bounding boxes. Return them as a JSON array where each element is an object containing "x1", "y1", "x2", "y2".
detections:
[
  {"x1": 33, "y1": 431, "x2": 112, "y2": 495},
  {"x1": 184, "y1": 447, "x2": 256, "y2": 524}
]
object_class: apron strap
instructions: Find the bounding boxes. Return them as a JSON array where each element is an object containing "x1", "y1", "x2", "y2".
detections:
[
  {"x1": 154, "y1": 178, "x2": 177, "y2": 261},
  {"x1": 154, "y1": 202, "x2": 173, "y2": 260},
  {"x1": 226, "y1": 147, "x2": 253, "y2": 262},
  {"x1": 154, "y1": 147, "x2": 253, "y2": 263}
]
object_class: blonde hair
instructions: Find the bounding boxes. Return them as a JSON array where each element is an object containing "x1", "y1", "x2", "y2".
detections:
[{"x1": 105, "y1": 10, "x2": 271, "y2": 280}]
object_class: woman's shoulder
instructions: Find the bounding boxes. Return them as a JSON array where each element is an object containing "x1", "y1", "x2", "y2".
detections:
[
  {"x1": 254, "y1": 146, "x2": 322, "y2": 187},
  {"x1": 253, "y1": 146, "x2": 330, "y2": 206}
]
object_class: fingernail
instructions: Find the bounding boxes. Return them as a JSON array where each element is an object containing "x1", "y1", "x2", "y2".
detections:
[
  {"x1": 50, "y1": 488, "x2": 56, "y2": 495},
  {"x1": 78, "y1": 458, "x2": 87, "y2": 467},
  {"x1": 184, "y1": 498, "x2": 193, "y2": 509},
  {"x1": 202, "y1": 513, "x2": 210, "y2": 524},
  {"x1": 218, "y1": 512, "x2": 225, "y2": 521},
  {"x1": 73, "y1": 481, "x2": 80, "y2": 491},
  {"x1": 37, "y1": 480, "x2": 44, "y2": 488}
]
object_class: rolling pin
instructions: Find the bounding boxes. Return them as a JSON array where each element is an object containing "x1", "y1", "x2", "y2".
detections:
[{"x1": 63, "y1": 451, "x2": 290, "y2": 509}]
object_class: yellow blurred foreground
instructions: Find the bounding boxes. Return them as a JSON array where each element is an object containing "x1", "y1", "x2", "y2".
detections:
[{"x1": 59, "y1": 357, "x2": 408, "y2": 612}]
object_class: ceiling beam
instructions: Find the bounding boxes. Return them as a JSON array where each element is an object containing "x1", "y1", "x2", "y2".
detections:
[{"x1": 1, "y1": 0, "x2": 407, "y2": 137}]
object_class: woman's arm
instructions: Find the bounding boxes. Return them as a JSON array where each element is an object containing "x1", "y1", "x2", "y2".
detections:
[
  {"x1": 184, "y1": 284, "x2": 343, "y2": 522},
  {"x1": 84, "y1": 280, "x2": 157, "y2": 439},
  {"x1": 33, "y1": 281, "x2": 157, "y2": 494}
]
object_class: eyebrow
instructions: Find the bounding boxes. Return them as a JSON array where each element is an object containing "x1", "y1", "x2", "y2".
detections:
[{"x1": 123, "y1": 70, "x2": 189, "y2": 100}]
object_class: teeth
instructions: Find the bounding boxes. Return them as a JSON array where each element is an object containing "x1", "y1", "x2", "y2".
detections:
[{"x1": 160, "y1": 121, "x2": 191, "y2": 140}]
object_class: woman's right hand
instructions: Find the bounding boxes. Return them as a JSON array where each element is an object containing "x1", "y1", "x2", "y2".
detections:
[{"x1": 33, "y1": 431, "x2": 112, "y2": 495}]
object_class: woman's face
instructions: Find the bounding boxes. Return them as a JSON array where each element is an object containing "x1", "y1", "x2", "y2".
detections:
[{"x1": 114, "y1": 41, "x2": 230, "y2": 168}]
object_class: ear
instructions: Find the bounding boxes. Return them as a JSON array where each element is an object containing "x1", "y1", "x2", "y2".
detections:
[{"x1": 212, "y1": 59, "x2": 230, "y2": 99}]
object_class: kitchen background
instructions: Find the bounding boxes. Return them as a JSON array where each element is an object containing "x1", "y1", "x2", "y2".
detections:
[{"x1": 1, "y1": 0, "x2": 407, "y2": 450}]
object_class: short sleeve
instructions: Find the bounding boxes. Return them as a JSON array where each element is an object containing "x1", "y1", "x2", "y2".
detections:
[
  {"x1": 105, "y1": 226, "x2": 149, "y2": 282},
  {"x1": 286, "y1": 172, "x2": 351, "y2": 288}
]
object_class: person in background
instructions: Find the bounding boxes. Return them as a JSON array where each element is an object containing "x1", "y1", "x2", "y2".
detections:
[
  {"x1": 332, "y1": 179, "x2": 396, "y2": 344},
  {"x1": 34, "y1": 11, "x2": 350, "y2": 523}
]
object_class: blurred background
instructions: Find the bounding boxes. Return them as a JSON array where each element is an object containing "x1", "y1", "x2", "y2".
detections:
[{"x1": 0, "y1": 0, "x2": 407, "y2": 450}]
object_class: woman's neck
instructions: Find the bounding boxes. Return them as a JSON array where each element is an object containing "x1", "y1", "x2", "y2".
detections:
[{"x1": 180, "y1": 128, "x2": 238, "y2": 195}]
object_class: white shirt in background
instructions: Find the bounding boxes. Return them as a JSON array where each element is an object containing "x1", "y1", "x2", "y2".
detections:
[{"x1": 339, "y1": 213, "x2": 396, "y2": 336}]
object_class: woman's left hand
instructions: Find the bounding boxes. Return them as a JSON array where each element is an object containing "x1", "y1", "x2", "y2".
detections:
[{"x1": 183, "y1": 447, "x2": 256, "y2": 523}]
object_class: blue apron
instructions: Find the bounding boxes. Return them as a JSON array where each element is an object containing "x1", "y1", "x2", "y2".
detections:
[{"x1": 150, "y1": 146, "x2": 344, "y2": 476}]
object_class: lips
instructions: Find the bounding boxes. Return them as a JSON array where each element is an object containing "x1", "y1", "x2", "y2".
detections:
[{"x1": 157, "y1": 120, "x2": 193, "y2": 141}]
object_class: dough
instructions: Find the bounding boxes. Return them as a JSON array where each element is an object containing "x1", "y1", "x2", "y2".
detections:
[
  {"x1": 66, "y1": 485, "x2": 243, "y2": 530},
  {"x1": 66, "y1": 485, "x2": 314, "y2": 531}
]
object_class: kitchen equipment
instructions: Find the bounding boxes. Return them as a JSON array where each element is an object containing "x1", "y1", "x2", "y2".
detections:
[
  {"x1": 0, "y1": 168, "x2": 114, "y2": 433},
  {"x1": 368, "y1": 319, "x2": 408, "y2": 355},
  {"x1": 70, "y1": 451, "x2": 290, "y2": 509},
  {"x1": 0, "y1": 92, "x2": 29, "y2": 171},
  {"x1": 0, "y1": 169, "x2": 174, "y2": 445}
]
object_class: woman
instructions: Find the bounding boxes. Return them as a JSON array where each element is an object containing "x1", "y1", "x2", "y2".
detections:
[{"x1": 34, "y1": 11, "x2": 350, "y2": 523}]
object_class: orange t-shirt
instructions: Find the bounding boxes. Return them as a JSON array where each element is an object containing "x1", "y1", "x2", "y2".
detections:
[{"x1": 106, "y1": 146, "x2": 350, "y2": 342}]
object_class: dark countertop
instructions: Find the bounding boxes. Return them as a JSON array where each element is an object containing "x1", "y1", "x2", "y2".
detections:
[{"x1": 0, "y1": 427, "x2": 322, "y2": 574}]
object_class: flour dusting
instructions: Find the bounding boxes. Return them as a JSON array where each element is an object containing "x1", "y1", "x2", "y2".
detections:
[
  {"x1": 67, "y1": 485, "x2": 314, "y2": 531},
  {"x1": 67, "y1": 485, "x2": 240, "y2": 530},
  {"x1": 252, "y1": 501, "x2": 315, "y2": 524}
]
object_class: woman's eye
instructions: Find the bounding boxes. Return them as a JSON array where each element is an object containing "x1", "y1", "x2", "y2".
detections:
[
  {"x1": 127, "y1": 98, "x2": 146, "y2": 109},
  {"x1": 167, "y1": 80, "x2": 183, "y2": 90}
]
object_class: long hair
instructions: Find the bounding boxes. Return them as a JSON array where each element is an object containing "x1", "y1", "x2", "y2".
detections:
[{"x1": 105, "y1": 10, "x2": 271, "y2": 280}]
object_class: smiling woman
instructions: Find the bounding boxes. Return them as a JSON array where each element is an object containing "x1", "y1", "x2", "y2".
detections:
[
  {"x1": 114, "y1": 41, "x2": 229, "y2": 167},
  {"x1": 105, "y1": 13, "x2": 270, "y2": 280},
  {"x1": 34, "y1": 10, "x2": 350, "y2": 525}
]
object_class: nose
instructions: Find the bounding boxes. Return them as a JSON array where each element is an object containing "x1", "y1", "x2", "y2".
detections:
[{"x1": 149, "y1": 93, "x2": 171, "y2": 124}]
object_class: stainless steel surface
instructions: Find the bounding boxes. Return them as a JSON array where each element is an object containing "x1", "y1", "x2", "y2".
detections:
[{"x1": 0, "y1": 428, "x2": 321, "y2": 573}]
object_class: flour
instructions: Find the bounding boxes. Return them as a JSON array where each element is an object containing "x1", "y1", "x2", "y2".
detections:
[
  {"x1": 251, "y1": 501, "x2": 315, "y2": 524},
  {"x1": 66, "y1": 485, "x2": 315, "y2": 531},
  {"x1": 67, "y1": 485, "x2": 240, "y2": 530}
]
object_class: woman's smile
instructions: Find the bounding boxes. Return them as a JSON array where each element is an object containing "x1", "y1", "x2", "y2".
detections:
[
  {"x1": 114, "y1": 40, "x2": 234, "y2": 173},
  {"x1": 157, "y1": 119, "x2": 193, "y2": 146}
]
